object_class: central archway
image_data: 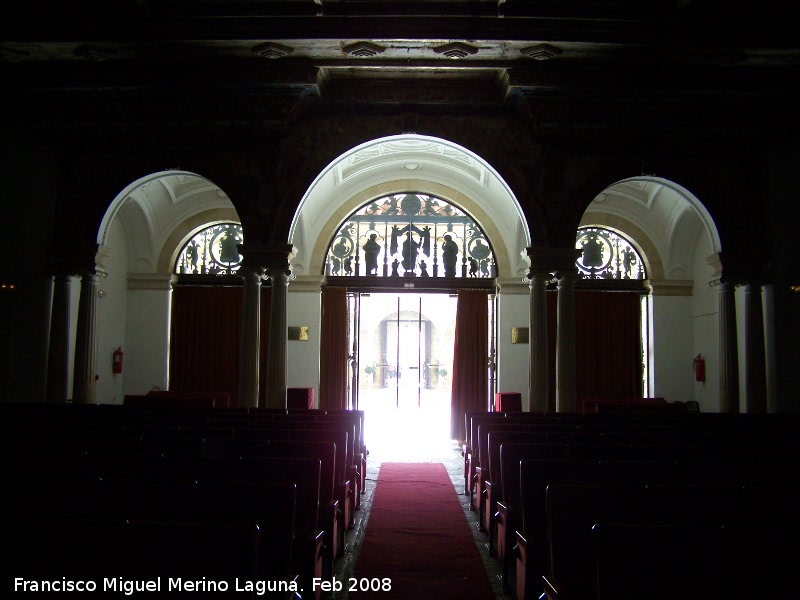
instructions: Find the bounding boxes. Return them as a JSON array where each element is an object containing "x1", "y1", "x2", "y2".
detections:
[
  {"x1": 287, "y1": 135, "x2": 530, "y2": 454},
  {"x1": 288, "y1": 134, "x2": 530, "y2": 280}
]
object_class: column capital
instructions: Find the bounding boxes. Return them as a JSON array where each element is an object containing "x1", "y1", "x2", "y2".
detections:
[
  {"x1": 238, "y1": 243, "x2": 295, "y2": 273},
  {"x1": 46, "y1": 243, "x2": 111, "y2": 278},
  {"x1": 525, "y1": 246, "x2": 582, "y2": 278},
  {"x1": 708, "y1": 251, "x2": 770, "y2": 286},
  {"x1": 555, "y1": 268, "x2": 580, "y2": 283}
]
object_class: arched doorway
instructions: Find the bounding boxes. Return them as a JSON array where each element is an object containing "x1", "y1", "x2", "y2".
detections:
[
  {"x1": 95, "y1": 170, "x2": 240, "y2": 402},
  {"x1": 580, "y1": 176, "x2": 725, "y2": 411},
  {"x1": 288, "y1": 136, "x2": 529, "y2": 446}
]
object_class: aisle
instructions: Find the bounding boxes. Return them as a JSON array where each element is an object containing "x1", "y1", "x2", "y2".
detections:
[{"x1": 348, "y1": 462, "x2": 497, "y2": 599}]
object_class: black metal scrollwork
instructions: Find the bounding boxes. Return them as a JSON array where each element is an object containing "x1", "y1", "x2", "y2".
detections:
[{"x1": 326, "y1": 193, "x2": 496, "y2": 279}]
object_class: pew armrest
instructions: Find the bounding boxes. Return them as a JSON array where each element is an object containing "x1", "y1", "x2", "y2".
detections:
[
  {"x1": 299, "y1": 528, "x2": 326, "y2": 596},
  {"x1": 496, "y1": 501, "x2": 512, "y2": 561},
  {"x1": 336, "y1": 478, "x2": 353, "y2": 530},
  {"x1": 323, "y1": 499, "x2": 340, "y2": 562},
  {"x1": 541, "y1": 575, "x2": 571, "y2": 600}
]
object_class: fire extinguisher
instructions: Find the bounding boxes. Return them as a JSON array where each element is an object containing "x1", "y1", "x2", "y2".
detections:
[
  {"x1": 693, "y1": 353, "x2": 705, "y2": 382},
  {"x1": 113, "y1": 347, "x2": 123, "y2": 374}
]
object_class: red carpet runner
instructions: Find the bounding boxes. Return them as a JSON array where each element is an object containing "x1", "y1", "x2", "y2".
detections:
[{"x1": 350, "y1": 462, "x2": 496, "y2": 599}]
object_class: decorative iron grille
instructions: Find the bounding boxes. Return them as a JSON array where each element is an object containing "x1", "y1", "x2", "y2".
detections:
[
  {"x1": 326, "y1": 193, "x2": 496, "y2": 279},
  {"x1": 174, "y1": 223, "x2": 243, "y2": 275},
  {"x1": 575, "y1": 227, "x2": 645, "y2": 280}
]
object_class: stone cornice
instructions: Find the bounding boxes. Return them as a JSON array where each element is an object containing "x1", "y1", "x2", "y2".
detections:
[
  {"x1": 127, "y1": 273, "x2": 176, "y2": 291},
  {"x1": 648, "y1": 279, "x2": 694, "y2": 297},
  {"x1": 289, "y1": 274, "x2": 325, "y2": 293},
  {"x1": 496, "y1": 277, "x2": 531, "y2": 294}
]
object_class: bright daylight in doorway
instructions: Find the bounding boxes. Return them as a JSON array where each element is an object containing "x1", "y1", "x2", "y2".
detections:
[{"x1": 354, "y1": 292, "x2": 459, "y2": 459}]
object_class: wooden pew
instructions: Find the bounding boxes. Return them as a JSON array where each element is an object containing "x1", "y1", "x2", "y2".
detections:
[
  {"x1": 464, "y1": 412, "x2": 508, "y2": 507},
  {"x1": 124, "y1": 393, "x2": 217, "y2": 409},
  {"x1": 3, "y1": 475, "x2": 301, "y2": 595},
  {"x1": 590, "y1": 522, "x2": 725, "y2": 600},
  {"x1": 322, "y1": 410, "x2": 367, "y2": 497},
  {"x1": 482, "y1": 426, "x2": 544, "y2": 542},
  {"x1": 146, "y1": 389, "x2": 235, "y2": 408},
  {"x1": 203, "y1": 434, "x2": 342, "y2": 564},
  {"x1": 110, "y1": 453, "x2": 327, "y2": 595},
  {"x1": 263, "y1": 440, "x2": 343, "y2": 565},
  {"x1": 493, "y1": 444, "x2": 573, "y2": 593},
  {"x1": 591, "y1": 520, "x2": 800, "y2": 600},
  {"x1": 229, "y1": 419, "x2": 355, "y2": 527},
  {"x1": 514, "y1": 458, "x2": 797, "y2": 600},
  {"x1": 541, "y1": 483, "x2": 744, "y2": 600}
]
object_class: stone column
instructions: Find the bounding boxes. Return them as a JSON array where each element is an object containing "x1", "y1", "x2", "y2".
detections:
[
  {"x1": 238, "y1": 267, "x2": 264, "y2": 409},
  {"x1": 718, "y1": 279, "x2": 740, "y2": 413},
  {"x1": 744, "y1": 281, "x2": 767, "y2": 413},
  {"x1": 527, "y1": 268, "x2": 551, "y2": 413},
  {"x1": 555, "y1": 269, "x2": 579, "y2": 413},
  {"x1": 265, "y1": 267, "x2": 290, "y2": 409},
  {"x1": 238, "y1": 243, "x2": 295, "y2": 409},
  {"x1": 46, "y1": 273, "x2": 72, "y2": 403},
  {"x1": 72, "y1": 270, "x2": 100, "y2": 404},
  {"x1": 72, "y1": 246, "x2": 110, "y2": 405}
]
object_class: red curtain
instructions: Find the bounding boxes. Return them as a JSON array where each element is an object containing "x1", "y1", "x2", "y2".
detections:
[
  {"x1": 319, "y1": 286, "x2": 349, "y2": 412},
  {"x1": 450, "y1": 288, "x2": 489, "y2": 443},
  {"x1": 546, "y1": 290, "x2": 642, "y2": 407},
  {"x1": 169, "y1": 285, "x2": 270, "y2": 405}
]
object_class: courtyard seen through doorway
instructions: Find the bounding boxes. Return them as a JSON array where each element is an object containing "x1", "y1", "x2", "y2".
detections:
[{"x1": 352, "y1": 292, "x2": 459, "y2": 458}]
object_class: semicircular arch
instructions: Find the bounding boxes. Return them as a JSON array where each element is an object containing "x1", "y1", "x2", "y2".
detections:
[
  {"x1": 98, "y1": 170, "x2": 240, "y2": 275},
  {"x1": 291, "y1": 134, "x2": 530, "y2": 282}
]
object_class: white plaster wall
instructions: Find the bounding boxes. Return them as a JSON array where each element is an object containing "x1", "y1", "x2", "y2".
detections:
[
  {"x1": 496, "y1": 290, "x2": 530, "y2": 410},
  {"x1": 651, "y1": 295, "x2": 695, "y2": 404},
  {"x1": 123, "y1": 286, "x2": 172, "y2": 397},
  {"x1": 691, "y1": 234, "x2": 720, "y2": 412},
  {"x1": 692, "y1": 312, "x2": 719, "y2": 412},
  {"x1": 94, "y1": 218, "x2": 129, "y2": 404},
  {"x1": 287, "y1": 288, "x2": 322, "y2": 405}
]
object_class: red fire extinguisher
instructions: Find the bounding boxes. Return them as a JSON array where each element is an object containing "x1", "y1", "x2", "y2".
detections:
[
  {"x1": 693, "y1": 353, "x2": 705, "y2": 382},
  {"x1": 113, "y1": 347, "x2": 123, "y2": 374}
]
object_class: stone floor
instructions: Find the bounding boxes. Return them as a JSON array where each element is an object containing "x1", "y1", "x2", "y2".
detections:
[{"x1": 329, "y1": 441, "x2": 515, "y2": 599}]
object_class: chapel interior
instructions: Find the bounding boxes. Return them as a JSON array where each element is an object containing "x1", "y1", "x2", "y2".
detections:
[{"x1": 2, "y1": 2, "x2": 800, "y2": 598}]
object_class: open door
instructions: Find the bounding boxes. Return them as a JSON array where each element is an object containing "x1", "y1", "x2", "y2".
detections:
[{"x1": 352, "y1": 292, "x2": 458, "y2": 455}]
